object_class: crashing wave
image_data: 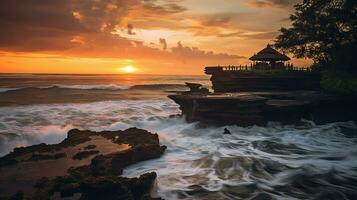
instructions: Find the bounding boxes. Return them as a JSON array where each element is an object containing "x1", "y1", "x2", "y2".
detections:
[
  {"x1": 52, "y1": 84, "x2": 132, "y2": 90},
  {"x1": 0, "y1": 84, "x2": 186, "y2": 93},
  {"x1": 0, "y1": 88, "x2": 21, "y2": 93}
]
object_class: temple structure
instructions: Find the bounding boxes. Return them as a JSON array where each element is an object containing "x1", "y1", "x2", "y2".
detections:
[
  {"x1": 249, "y1": 44, "x2": 291, "y2": 70},
  {"x1": 204, "y1": 44, "x2": 321, "y2": 92}
]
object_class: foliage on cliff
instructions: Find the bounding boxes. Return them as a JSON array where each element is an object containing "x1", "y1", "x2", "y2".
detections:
[
  {"x1": 275, "y1": 0, "x2": 356, "y2": 70},
  {"x1": 275, "y1": 0, "x2": 357, "y2": 93},
  {"x1": 321, "y1": 70, "x2": 357, "y2": 95}
]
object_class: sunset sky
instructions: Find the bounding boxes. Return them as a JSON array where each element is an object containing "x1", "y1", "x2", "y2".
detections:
[{"x1": 0, "y1": 0, "x2": 312, "y2": 75}]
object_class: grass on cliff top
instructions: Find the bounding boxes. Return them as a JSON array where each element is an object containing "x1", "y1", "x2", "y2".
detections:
[{"x1": 321, "y1": 69, "x2": 357, "y2": 95}]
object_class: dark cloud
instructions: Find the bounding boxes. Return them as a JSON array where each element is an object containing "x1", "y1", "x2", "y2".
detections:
[
  {"x1": 0, "y1": 0, "x2": 246, "y2": 63},
  {"x1": 127, "y1": 23, "x2": 136, "y2": 35},
  {"x1": 247, "y1": 31, "x2": 279, "y2": 39},
  {"x1": 172, "y1": 41, "x2": 245, "y2": 61},
  {"x1": 0, "y1": 0, "x2": 185, "y2": 54},
  {"x1": 0, "y1": 0, "x2": 86, "y2": 51},
  {"x1": 218, "y1": 31, "x2": 244, "y2": 38},
  {"x1": 244, "y1": 0, "x2": 300, "y2": 8},
  {"x1": 0, "y1": 0, "x2": 84, "y2": 31},
  {"x1": 159, "y1": 38, "x2": 167, "y2": 50},
  {"x1": 201, "y1": 16, "x2": 232, "y2": 27},
  {"x1": 218, "y1": 31, "x2": 278, "y2": 40},
  {"x1": 142, "y1": 1, "x2": 186, "y2": 14}
]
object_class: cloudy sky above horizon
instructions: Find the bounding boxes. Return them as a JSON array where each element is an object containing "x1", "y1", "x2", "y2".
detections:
[{"x1": 0, "y1": 0, "x2": 311, "y2": 75}]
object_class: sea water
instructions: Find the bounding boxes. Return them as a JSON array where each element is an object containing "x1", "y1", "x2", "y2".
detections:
[{"x1": 0, "y1": 74, "x2": 356, "y2": 199}]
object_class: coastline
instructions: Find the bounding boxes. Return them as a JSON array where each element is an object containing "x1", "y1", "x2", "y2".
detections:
[
  {"x1": 0, "y1": 74, "x2": 356, "y2": 199},
  {"x1": 0, "y1": 128, "x2": 166, "y2": 199}
]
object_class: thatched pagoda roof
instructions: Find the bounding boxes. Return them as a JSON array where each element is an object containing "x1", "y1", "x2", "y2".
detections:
[{"x1": 249, "y1": 44, "x2": 290, "y2": 62}]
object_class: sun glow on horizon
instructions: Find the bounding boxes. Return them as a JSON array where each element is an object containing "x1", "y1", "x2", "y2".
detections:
[
  {"x1": 119, "y1": 65, "x2": 137, "y2": 73},
  {"x1": 0, "y1": 0, "x2": 314, "y2": 75}
]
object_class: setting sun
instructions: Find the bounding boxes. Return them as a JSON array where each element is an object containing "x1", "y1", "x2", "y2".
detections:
[{"x1": 120, "y1": 65, "x2": 137, "y2": 73}]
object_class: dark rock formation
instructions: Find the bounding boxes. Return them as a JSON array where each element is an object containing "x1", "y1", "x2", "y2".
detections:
[
  {"x1": 28, "y1": 152, "x2": 67, "y2": 161},
  {"x1": 223, "y1": 128, "x2": 231, "y2": 135},
  {"x1": 0, "y1": 128, "x2": 166, "y2": 200},
  {"x1": 184, "y1": 82, "x2": 209, "y2": 94},
  {"x1": 84, "y1": 144, "x2": 96, "y2": 150},
  {"x1": 169, "y1": 91, "x2": 357, "y2": 126},
  {"x1": 72, "y1": 150, "x2": 99, "y2": 160},
  {"x1": 205, "y1": 69, "x2": 321, "y2": 92}
]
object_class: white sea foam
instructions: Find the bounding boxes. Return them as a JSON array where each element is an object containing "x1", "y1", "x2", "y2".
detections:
[
  {"x1": 0, "y1": 83, "x2": 187, "y2": 93},
  {"x1": 0, "y1": 100, "x2": 179, "y2": 156},
  {"x1": 52, "y1": 84, "x2": 132, "y2": 90},
  {"x1": 0, "y1": 101, "x2": 356, "y2": 199},
  {"x1": 0, "y1": 88, "x2": 21, "y2": 93},
  {"x1": 0, "y1": 84, "x2": 132, "y2": 93}
]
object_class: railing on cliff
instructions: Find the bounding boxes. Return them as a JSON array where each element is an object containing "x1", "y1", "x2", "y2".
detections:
[{"x1": 205, "y1": 65, "x2": 312, "y2": 75}]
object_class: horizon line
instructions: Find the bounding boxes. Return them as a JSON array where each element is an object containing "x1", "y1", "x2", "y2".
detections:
[{"x1": 0, "y1": 72, "x2": 207, "y2": 76}]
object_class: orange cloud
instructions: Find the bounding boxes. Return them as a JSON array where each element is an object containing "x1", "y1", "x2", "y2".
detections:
[
  {"x1": 244, "y1": 0, "x2": 300, "y2": 8},
  {"x1": 0, "y1": 0, "x2": 312, "y2": 75}
]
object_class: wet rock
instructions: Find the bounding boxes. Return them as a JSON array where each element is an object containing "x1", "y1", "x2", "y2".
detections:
[
  {"x1": 223, "y1": 128, "x2": 231, "y2": 135},
  {"x1": 0, "y1": 156, "x2": 17, "y2": 167},
  {"x1": 72, "y1": 150, "x2": 99, "y2": 160},
  {"x1": 84, "y1": 145, "x2": 96, "y2": 150},
  {"x1": 184, "y1": 82, "x2": 210, "y2": 95},
  {"x1": 27, "y1": 152, "x2": 67, "y2": 161},
  {"x1": 0, "y1": 127, "x2": 166, "y2": 199},
  {"x1": 3, "y1": 191, "x2": 24, "y2": 200}
]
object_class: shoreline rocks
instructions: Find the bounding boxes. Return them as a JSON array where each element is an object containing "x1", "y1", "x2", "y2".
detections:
[
  {"x1": 0, "y1": 127, "x2": 166, "y2": 199},
  {"x1": 168, "y1": 91, "x2": 357, "y2": 126}
]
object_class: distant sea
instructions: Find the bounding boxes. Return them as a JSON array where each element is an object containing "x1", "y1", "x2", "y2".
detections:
[{"x1": 0, "y1": 73, "x2": 356, "y2": 199}]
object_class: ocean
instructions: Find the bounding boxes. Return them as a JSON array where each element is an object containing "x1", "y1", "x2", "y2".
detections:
[{"x1": 0, "y1": 73, "x2": 357, "y2": 199}]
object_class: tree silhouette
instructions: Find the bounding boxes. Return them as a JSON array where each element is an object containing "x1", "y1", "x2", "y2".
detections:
[{"x1": 275, "y1": 0, "x2": 357, "y2": 71}]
